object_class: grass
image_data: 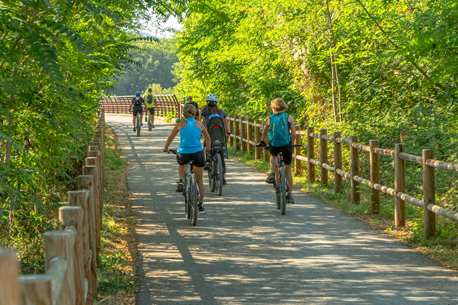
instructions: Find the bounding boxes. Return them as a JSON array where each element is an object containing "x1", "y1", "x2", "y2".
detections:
[
  {"x1": 97, "y1": 126, "x2": 137, "y2": 304},
  {"x1": 228, "y1": 146, "x2": 458, "y2": 270}
]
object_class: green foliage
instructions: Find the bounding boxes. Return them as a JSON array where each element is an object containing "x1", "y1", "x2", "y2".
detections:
[
  {"x1": 0, "y1": 0, "x2": 182, "y2": 272},
  {"x1": 111, "y1": 39, "x2": 179, "y2": 95}
]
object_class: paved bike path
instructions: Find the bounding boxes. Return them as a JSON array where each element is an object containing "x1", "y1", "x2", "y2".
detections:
[{"x1": 107, "y1": 115, "x2": 458, "y2": 305}]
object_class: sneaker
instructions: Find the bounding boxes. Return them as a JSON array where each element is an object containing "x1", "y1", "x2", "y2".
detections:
[
  {"x1": 204, "y1": 160, "x2": 211, "y2": 171},
  {"x1": 152, "y1": 124, "x2": 155, "y2": 128},
  {"x1": 133, "y1": 127, "x2": 136, "y2": 132},
  {"x1": 286, "y1": 193, "x2": 294, "y2": 204},
  {"x1": 176, "y1": 180, "x2": 184, "y2": 192},
  {"x1": 141, "y1": 122, "x2": 143, "y2": 126},
  {"x1": 223, "y1": 178, "x2": 227, "y2": 186},
  {"x1": 198, "y1": 203, "x2": 205, "y2": 214},
  {"x1": 266, "y1": 172, "x2": 275, "y2": 184}
]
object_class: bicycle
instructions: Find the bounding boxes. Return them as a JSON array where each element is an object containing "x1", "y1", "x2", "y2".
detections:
[
  {"x1": 256, "y1": 143, "x2": 301, "y2": 215},
  {"x1": 208, "y1": 139, "x2": 224, "y2": 196},
  {"x1": 168, "y1": 149, "x2": 199, "y2": 225}
]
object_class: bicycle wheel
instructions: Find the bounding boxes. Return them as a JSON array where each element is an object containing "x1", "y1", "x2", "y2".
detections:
[
  {"x1": 190, "y1": 177, "x2": 198, "y2": 225},
  {"x1": 184, "y1": 174, "x2": 190, "y2": 219},
  {"x1": 275, "y1": 168, "x2": 281, "y2": 210},
  {"x1": 280, "y1": 167, "x2": 287, "y2": 215},
  {"x1": 216, "y1": 152, "x2": 223, "y2": 196},
  {"x1": 208, "y1": 159, "x2": 214, "y2": 191},
  {"x1": 136, "y1": 115, "x2": 140, "y2": 137},
  {"x1": 148, "y1": 116, "x2": 152, "y2": 131}
]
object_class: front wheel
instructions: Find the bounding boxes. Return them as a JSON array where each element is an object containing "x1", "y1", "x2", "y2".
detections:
[
  {"x1": 280, "y1": 167, "x2": 286, "y2": 215},
  {"x1": 216, "y1": 153, "x2": 223, "y2": 196}
]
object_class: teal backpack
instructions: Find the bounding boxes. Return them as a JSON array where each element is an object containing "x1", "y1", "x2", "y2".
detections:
[{"x1": 268, "y1": 113, "x2": 291, "y2": 147}]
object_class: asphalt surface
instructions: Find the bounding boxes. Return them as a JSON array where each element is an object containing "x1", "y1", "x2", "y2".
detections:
[{"x1": 107, "y1": 115, "x2": 458, "y2": 305}]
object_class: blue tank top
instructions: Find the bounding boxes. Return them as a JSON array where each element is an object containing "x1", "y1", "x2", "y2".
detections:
[{"x1": 178, "y1": 118, "x2": 203, "y2": 154}]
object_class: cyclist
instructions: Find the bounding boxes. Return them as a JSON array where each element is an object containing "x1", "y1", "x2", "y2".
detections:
[
  {"x1": 200, "y1": 94, "x2": 230, "y2": 185},
  {"x1": 129, "y1": 91, "x2": 145, "y2": 131},
  {"x1": 163, "y1": 104, "x2": 212, "y2": 213},
  {"x1": 258, "y1": 98, "x2": 296, "y2": 204},
  {"x1": 185, "y1": 95, "x2": 199, "y2": 119},
  {"x1": 144, "y1": 88, "x2": 155, "y2": 128}
]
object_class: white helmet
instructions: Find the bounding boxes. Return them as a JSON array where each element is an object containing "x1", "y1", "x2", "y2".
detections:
[{"x1": 206, "y1": 94, "x2": 218, "y2": 107}]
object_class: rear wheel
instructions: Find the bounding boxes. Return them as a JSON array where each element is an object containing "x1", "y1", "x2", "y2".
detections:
[
  {"x1": 280, "y1": 167, "x2": 286, "y2": 215},
  {"x1": 190, "y1": 178, "x2": 198, "y2": 225},
  {"x1": 136, "y1": 115, "x2": 141, "y2": 137},
  {"x1": 275, "y1": 168, "x2": 281, "y2": 210},
  {"x1": 184, "y1": 174, "x2": 190, "y2": 219},
  {"x1": 208, "y1": 157, "x2": 215, "y2": 191},
  {"x1": 216, "y1": 152, "x2": 223, "y2": 196}
]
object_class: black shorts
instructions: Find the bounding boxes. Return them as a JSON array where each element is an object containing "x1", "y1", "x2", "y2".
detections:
[
  {"x1": 176, "y1": 151, "x2": 205, "y2": 168},
  {"x1": 132, "y1": 106, "x2": 143, "y2": 117},
  {"x1": 268, "y1": 144, "x2": 293, "y2": 165},
  {"x1": 147, "y1": 108, "x2": 154, "y2": 115}
]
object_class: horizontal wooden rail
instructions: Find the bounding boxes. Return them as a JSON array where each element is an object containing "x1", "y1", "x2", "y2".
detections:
[{"x1": 226, "y1": 112, "x2": 458, "y2": 238}]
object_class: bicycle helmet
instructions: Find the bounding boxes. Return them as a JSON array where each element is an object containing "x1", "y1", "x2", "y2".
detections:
[
  {"x1": 135, "y1": 91, "x2": 141, "y2": 96},
  {"x1": 206, "y1": 94, "x2": 218, "y2": 107}
]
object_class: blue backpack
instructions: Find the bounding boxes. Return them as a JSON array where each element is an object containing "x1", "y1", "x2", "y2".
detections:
[{"x1": 269, "y1": 113, "x2": 291, "y2": 147}]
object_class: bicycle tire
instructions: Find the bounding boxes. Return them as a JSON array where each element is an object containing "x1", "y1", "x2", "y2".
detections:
[
  {"x1": 216, "y1": 152, "x2": 223, "y2": 196},
  {"x1": 208, "y1": 160, "x2": 215, "y2": 191},
  {"x1": 184, "y1": 173, "x2": 190, "y2": 219},
  {"x1": 280, "y1": 167, "x2": 287, "y2": 215},
  {"x1": 275, "y1": 167, "x2": 281, "y2": 210},
  {"x1": 136, "y1": 115, "x2": 141, "y2": 137},
  {"x1": 190, "y1": 177, "x2": 198, "y2": 225}
]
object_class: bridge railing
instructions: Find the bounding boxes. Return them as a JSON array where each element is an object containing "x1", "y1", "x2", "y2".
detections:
[
  {"x1": 0, "y1": 109, "x2": 106, "y2": 305},
  {"x1": 226, "y1": 114, "x2": 458, "y2": 240},
  {"x1": 100, "y1": 94, "x2": 180, "y2": 118}
]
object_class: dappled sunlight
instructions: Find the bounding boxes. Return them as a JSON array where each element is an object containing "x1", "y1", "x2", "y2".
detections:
[{"x1": 106, "y1": 115, "x2": 458, "y2": 304}]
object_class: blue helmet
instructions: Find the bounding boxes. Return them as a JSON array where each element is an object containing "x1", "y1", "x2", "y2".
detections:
[{"x1": 135, "y1": 91, "x2": 141, "y2": 96}]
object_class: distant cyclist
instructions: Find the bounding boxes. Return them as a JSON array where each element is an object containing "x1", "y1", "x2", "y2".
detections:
[
  {"x1": 259, "y1": 98, "x2": 296, "y2": 204},
  {"x1": 200, "y1": 94, "x2": 230, "y2": 185},
  {"x1": 144, "y1": 88, "x2": 155, "y2": 128},
  {"x1": 163, "y1": 104, "x2": 212, "y2": 213},
  {"x1": 185, "y1": 95, "x2": 199, "y2": 119},
  {"x1": 129, "y1": 91, "x2": 145, "y2": 132}
]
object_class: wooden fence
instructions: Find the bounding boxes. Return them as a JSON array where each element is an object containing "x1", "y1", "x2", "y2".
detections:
[
  {"x1": 100, "y1": 94, "x2": 180, "y2": 117},
  {"x1": 225, "y1": 114, "x2": 458, "y2": 239},
  {"x1": 0, "y1": 109, "x2": 106, "y2": 305}
]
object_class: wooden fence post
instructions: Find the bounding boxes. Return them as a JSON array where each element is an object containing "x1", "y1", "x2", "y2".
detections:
[
  {"x1": 334, "y1": 132, "x2": 342, "y2": 193},
  {"x1": 307, "y1": 127, "x2": 315, "y2": 181},
  {"x1": 423, "y1": 149, "x2": 436, "y2": 239},
  {"x1": 19, "y1": 275, "x2": 52, "y2": 305},
  {"x1": 240, "y1": 117, "x2": 246, "y2": 152},
  {"x1": 254, "y1": 120, "x2": 261, "y2": 160},
  {"x1": 229, "y1": 116, "x2": 234, "y2": 147},
  {"x1": 320, "y1": 129, "x2": 328, "y2": 185},
  {"x1": 59, "y1": 206, "x2": 85, "y2": 305},
  {"x1": 394, "y1": 143, "x2": 406, "y2": 227},
  {"x1": 369, "y1": 140, "x2": 380, "y2": 213},
  {"x1": 78, "y1": 175, "x2": 97, "y2": 301},
  {"x1": 85, "y1": 158, "x2": 101, "y2": 259},
  {"x1": 69, "y1": 190, "x2": 91, "y2": 304},
  {"x1": 44, "y1": 231, "x2": 76, "y2": 305},
  {"x1": 350, "y1": 135, "x2": 360, "y2": 204},
  {"x1": 235, "y1": 115, "x2": 240, "y2": 150},
  {"x1": 246, "y1": 117, "x2": 252, "y2": 154},
  {"x1": 0, "y1": 250, "x2": 20, "y2": 305},
  {"x1": 294, "y1": 126, "x2": 302, "y2": 176},
  {"x1": 263, "y1": 124, "x2": 270, "y2": 162}
]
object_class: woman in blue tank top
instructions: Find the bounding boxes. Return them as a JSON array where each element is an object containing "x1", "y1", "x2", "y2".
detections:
[{"x1": 164, "y1": 104, "x2": 211, "y2": 213}]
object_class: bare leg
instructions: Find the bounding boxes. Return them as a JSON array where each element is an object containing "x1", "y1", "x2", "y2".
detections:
[
  {"x1": 132, "y1": 116, "x2": 136, "y2": 127},
  {"x1": 269, "y1": 154, "x2": 277, "y2": 173},
  {"x1": 178, "y1": 164, "x2": 186, "y2": 180},
  {"x1": 285, "y1": 164, "x2": 293, "y2": 193},
  {"x1": 151, "y1": 114, "x2": 155, "y2": 125},
  {"x1": 193, "y1": 166, "x2": 205, "y2": 202}
]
